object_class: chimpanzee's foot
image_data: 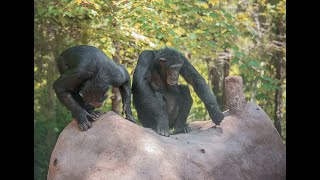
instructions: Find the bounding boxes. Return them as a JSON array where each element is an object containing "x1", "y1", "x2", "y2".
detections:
[
  {"x1": 156, "y1": 122, "x2": 170, "y2": 137},
  {"x1": 172, "y1": 125, "x2": 191, "y2": 135}
]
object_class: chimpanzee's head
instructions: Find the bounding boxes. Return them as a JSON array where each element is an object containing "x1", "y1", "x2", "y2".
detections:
[
  {"x1": 156, "y1": 48, "x2": 184, "y2": 86},
  {"x1": 79, "y1": 80, "x2": 110, "y2": 108}
]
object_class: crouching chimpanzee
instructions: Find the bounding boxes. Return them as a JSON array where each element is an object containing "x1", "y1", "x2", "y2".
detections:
[
  {"x1": 53, "y1": 45, "x2": 136, "y2": 131},
  {"x1": 132, "y1": 47, "x2": 224, "y2": 137}
]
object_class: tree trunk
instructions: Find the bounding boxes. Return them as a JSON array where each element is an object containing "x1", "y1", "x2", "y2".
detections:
[
  {"x1": 47, "y1": 51, "x2": 58, "y2": 118},
  {"x1": 273, "y1": 14, "x2": 285, "y2": 138},
  {"x1": 111, "y1": 87, "x2": 121, "y2": 114},
  {"x1": 222, "y1": 50, "x2": 230, "y2": 111},
  {"x1": 211, "y1": 66, "x2": 220, "y2": 98},
  {"x1": 274, "y1": 59, "x2": 283, "y2": 138},
  {"x1": 111, "y1": 41, "x2": 121, "y2": 114},
  {"x1": 206, "y1": 58, "x2": 223, "y2": 109}
]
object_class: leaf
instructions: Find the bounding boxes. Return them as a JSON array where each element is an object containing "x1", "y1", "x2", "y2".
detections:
[
  {"x1": 262, "y1": 75, "x2": 273, "y2": 82},
  {"x1": 67, "y1": 0, "x2": 77, "y2": 7},
  {"x1": 63, "y1": 11, "x2": 73, "y2": 17},
  {"x1": 235, "y1": 51, "x2": 244, "y2": 58},
  {"x1": 54, "y1": 127, "x2": 59, "y2": 133},
  {"x1": 37, "y1": 7, "x2": 47, "y2": 15},
  {"x1": 107, "y1": 15, "x2": 113, "y2": 21},
  {"x1": 248, "y1": 60, "x2": 259, "y2": 67},
  {"x1": 256, "y1": 93, "x2": 268, "y2": 100},
  {"x1": 239, "y1": 64, "x2": 247, "y2": 70},
  {"x1": 195, "y1": 1, "x2": 209, "y2": 9},
  {"x1": 261, "y1": 83, "x2": 271, "y2": 91},
  {"x1": 139, "y1": 17, "x2": 147, "y2": 23},
  {"x1": 58, "y1": 15, "x2": 67, "y2": 25},
  {"x1": 142, "y1": 23, "x2": 150, "y2": 30},
  {"x1": 174, "y1": 28, "x2": 185, "y2": 36},
  {"x1": 166, "y1": 41, "x2": 172, "y2": 46},
  {"x1": 231, "y1": 29, "x2": 239, "y2": 36},
  {"x1": 169, "y1": 4, "x2": 178, "y2": 10},
  {"x1": 209, "y1": 12, "x2": 218, "y2": 19},
  {"x1": 225, "y1": 12, "x2": 233, "y2": 19},
  {"x1": 157, "y1": 33, "x2": 165, "y2": 39},
  {"x1": 231, "y1": 46, "x2": 239, "y2": 51},
  {"x1": 227, "y1": 25, "x2": 239, "y2": 35},
  {"x1": 78, "y1": 6, "x2": 85, "y2": 14},
  {"x1": 90, "y1": 10, "x2": 98, "y2": 17},
  {"x1": 221, "y1": 29, "x2": 228, "y2": 34},
  {"x1": 48, "y1": 7, "x2": 53, "y2": 13},
  {"x1": 189, "y1": 33, "x2": 197, "y2": 40},
  {"x1": 76, "y1": 0, "x2": 82, "y2": 5},
  {"x1": 206, "y1": 41, "x2": 215, "y2": 47},
  {"x1": 272, "y1": 85, "x2": 280, "y2": 90},
  {"x1": 231, "y1": 57, "x2": 240, "y2": 64},
  {"x1": 208, "y1": 0, "x2": 219, "y2": 6},
  {"x1": 94, "y1": 3, "x2": 101, "y2": 10},
  {"x1": 255, "y1": 76, "x2": 262, "y2": 81}
]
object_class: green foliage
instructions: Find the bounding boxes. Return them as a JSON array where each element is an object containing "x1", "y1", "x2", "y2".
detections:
[
  {"x1": 35, "y1": 0, "x2": 286, "y2": 178},
  {"x1": 34, "y1": 99, "x2": 71, "y2": 180}
]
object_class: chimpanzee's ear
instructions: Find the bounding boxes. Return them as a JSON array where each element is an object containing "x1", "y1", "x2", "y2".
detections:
[
  {"x1": 79, "y1": 91, "x2": 84, "y2": 98},
  {"x1": 158, "y1": 58, "x2": 167, "y2": 64}
]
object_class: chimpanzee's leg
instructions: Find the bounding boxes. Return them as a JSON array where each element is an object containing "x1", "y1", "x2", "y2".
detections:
[
  {"x1": 133, "y1": 84, "x2": 170, "y2": 137},
  {"x1": 172, "y1": 84, "x2": 193, "y2": 134}
]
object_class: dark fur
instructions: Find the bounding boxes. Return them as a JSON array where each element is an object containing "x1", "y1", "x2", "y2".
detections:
[
  {"x1": 53, "y1": 45, "x2": 136, "y2": 131},
  {"x1": 132, "y1": 48, "x2": 224, "y2": 137}
]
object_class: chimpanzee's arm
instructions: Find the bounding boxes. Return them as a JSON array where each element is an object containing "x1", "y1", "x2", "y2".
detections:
[
  {"x1": 132, "y1": 50, "x2": 155, "y2": 90},
  {"x1": 53, "y1": 68, "x2": 94, "y2": 131},
  {"x1": 113, "y1": 64, "x2": 136, "y2": 123},
  {"x1": 180, "y1": 56, "x2": 224, "y2": 125},
  {"x1": 119, "y1": 80, "x2": 135, "y2": 123}
]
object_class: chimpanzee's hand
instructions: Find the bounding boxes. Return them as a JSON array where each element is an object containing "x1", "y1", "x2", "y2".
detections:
[
  {"x1": 86, "y1": 110, "x2": 105, "y2": 121},
  {"x1": 156, "y1": 122, "x2": 170, "y2": 137},
  {"x1": 123, "y1": 103, "x2": 137, "y2": 123},
  {"x1": 125, "y1": 114, "x2": 137, "y2": 123},
  {"x1": 75, "y1": 112, "x2": 92, "y2": 131}
]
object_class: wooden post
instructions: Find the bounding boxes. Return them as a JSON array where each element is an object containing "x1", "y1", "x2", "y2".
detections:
[{"x1": 224, "y1": 76, "x2": 246, "y2": 115}]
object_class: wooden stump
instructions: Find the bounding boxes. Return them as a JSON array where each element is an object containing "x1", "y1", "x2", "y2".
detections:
[{"x1": 224, "y1": 76, "x2": 246, "y2": 115}]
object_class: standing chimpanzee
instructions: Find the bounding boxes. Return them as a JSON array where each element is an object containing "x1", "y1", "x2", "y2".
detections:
[
  {"x1": 53, "y1": 45, "x2": 136, "y2": 131},
  {"x1": 132, "y1": 47, "x2": 224, "y2": 137}
]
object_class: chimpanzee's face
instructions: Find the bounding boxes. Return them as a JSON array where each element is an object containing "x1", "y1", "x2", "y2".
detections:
[
  {"x1": 158, "y1": 55, "x2": 183, "y2": 86},
  {"x1": 166, "y1": 63, "x2": 182, "y2": 85},
  {"x1": 79, "y1": 81, "x2": 109, "y2": 108}
]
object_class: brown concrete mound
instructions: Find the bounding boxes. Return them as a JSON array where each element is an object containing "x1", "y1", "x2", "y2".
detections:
[{"x1": 47, "y1": 76, "x2": 285, "y2": 180}]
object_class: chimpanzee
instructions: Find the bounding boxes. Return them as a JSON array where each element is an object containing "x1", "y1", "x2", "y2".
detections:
[
  {"x1": 53, "y1": 45, "x2": 136, "y2": 131},
  {"x1": 132, "y1": 47, "x2": 224, "y2": 137}
]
